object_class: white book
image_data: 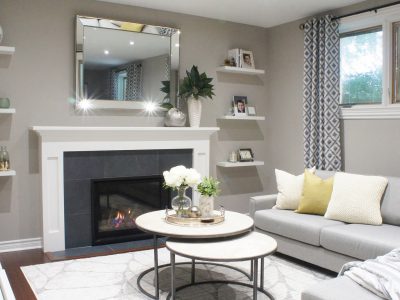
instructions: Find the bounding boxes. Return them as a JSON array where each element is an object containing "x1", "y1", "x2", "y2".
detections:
[{"x1": 228, "y1": 48, "x2": 241, "y2": 67}]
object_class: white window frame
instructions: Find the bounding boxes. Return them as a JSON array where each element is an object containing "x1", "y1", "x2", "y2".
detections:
[{"x1": 339, "y1": 4, "x2": 400, "y2": 119}]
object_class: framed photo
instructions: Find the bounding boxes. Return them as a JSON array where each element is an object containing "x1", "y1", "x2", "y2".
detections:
[
  {"x1": 233, "y1": 96, "x2": 247, "y2": 116},
  {"x1": 240, "y1": 50, "x2": 255, "y2": 69},
  {"x1": 238, "y1": 148, "x2": 254, "y2": 162},
  {"x1": 247, "y1": 106, "x2": 256, "y2": 116}
]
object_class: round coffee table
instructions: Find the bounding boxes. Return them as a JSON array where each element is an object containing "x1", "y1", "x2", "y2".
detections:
[
  {"x1": 166, "y1": 232, "x2": 277, "y2": 300},
  {"x1": 135, "y1": 210, "x2": 254, "y2": 299}
]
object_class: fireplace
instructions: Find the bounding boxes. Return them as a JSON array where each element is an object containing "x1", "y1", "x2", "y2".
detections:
[
  {"x1": 91, "y1": 175, "x2": 169, "y2": 245},
  {"x1": 33, "y1": 126, "x2": 218, "y2": 252}
]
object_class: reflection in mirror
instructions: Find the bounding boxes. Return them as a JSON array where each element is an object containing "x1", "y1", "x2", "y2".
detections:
[{"x1": 75, "y1": 16, "x2": 180, "y2": 109}]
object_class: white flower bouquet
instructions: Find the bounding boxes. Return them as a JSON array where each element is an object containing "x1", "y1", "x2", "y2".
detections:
[
  {"x1": 163, "y1": 165, "x2": 201, "y2": 216},
  {"x1": 163, "y1": 165, "x2": 201, "y2": 189}
]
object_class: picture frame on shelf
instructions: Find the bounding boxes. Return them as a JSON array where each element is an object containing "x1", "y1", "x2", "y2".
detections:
[
  {"x1": 247, "y1": 106, "x2": 256, "y2": 116},
  {"x1": 240, "y1": 50, "x2": 255, "y2": 69},
  {"x1": 238, "y1": 148, "x2": 254, "y2": 162},
  {"x1": 233, "y1": 96, "x2": 247, "y2": 116}
]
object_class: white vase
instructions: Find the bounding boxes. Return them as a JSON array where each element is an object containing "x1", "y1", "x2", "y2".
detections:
[
  {"x1": 199, "y1": 196, "x2": 214, "y2": 217},
  {"x1": 187, "y1": 97, "x2": 202, "y2": 127}
]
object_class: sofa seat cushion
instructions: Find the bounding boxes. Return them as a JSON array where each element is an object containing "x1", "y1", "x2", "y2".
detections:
[
  {"x1": 254, "y1": 209, "x2": 344, "y2": 246},
  {"x1": 301, "y1": 277, "x2": 381, "y2": 300},
  {"x1": 320, "y1": 224, "x2": 400, "y2": 260}
]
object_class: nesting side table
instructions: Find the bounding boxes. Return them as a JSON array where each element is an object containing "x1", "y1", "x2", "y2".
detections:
[
  {"x1": 166, "y1": 231, "x2": 277, "y2": 299},
  {"x1": 135, "y1": 210, "x2": 255, "y2": 299}
]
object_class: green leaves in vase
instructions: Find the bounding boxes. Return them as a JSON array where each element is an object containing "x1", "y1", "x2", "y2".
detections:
[{"x1": 179, "y1": 65, "x2": 215, "y2": 100}]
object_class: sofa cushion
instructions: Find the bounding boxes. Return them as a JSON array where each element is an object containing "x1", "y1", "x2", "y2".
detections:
[
  {"x1": 325, "y1": 172, "x2": 387, "y2": 225},
  {"x1": 381, "y1": 176, "x2": 400, "y2": 226},
  {"x1": 301, "y1": 276, "x2": 381, "y2": 300},
  {"x1": 296, "y1": 170, "x2": 334, "y2": 215},
  {"x1": 320, "y1": 224, "x2": 400, "y2": 260},
  {"x1": 274, "y1": 168, "x2": 315, "y2": 210},
  {"x1": 254, "y1": 209, "x2": 344, "y2": 246}
]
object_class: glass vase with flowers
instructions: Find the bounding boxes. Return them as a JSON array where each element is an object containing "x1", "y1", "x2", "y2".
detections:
[{"x1": 163, "y1": 165, "x2": 201, "y2": 217}]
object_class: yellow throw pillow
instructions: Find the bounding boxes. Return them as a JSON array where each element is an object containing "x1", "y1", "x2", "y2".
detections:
[{"x1": 296, "y1": 170, "x2": 334, "y2": 215}]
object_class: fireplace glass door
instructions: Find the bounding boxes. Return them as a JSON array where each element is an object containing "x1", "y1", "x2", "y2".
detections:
[{"x1": 91, "y1": 175, "x2": 169, "y2": 245}]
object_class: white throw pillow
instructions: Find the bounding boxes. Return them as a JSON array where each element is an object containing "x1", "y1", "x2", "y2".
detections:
[
  {"x1": 325, "y1": 172, "x2": 388, "y2": 225},
  {"x1": 274, "y1": 167, "x2": 316, "y2": 210}
]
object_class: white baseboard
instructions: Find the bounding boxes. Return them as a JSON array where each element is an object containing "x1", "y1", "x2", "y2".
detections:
[{"x1": 0, "y1": 238, "x2": 42, "y2": 253}]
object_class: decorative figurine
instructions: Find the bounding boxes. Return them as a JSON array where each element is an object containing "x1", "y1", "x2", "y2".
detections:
[{"x1": 189, "y1": 206, "x2": 202, "y2": 218}]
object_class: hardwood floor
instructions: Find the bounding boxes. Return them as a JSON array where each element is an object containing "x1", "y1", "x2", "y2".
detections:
[{"x1": 0, "y1": 249, "x2": 49, "y2": 300}]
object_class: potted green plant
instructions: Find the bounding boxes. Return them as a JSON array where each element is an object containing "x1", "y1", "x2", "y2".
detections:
[
  {"x1": 179, "y1": 65, "x2": 215, "y2": 127},
  {"x1": 197, "y1": 176, "x2": 220, "y2": 217}
]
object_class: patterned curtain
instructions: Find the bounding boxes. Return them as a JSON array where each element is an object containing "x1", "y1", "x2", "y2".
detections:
[
  {"x1": 110, "y1": 70, "x2": 118, "y2": 99},
  {"x1": 303, "y1": 15, "x2": 342, "y2": 171},
  {"x1": 126, "y1": 63, "x2": 143, "y2": 100}
]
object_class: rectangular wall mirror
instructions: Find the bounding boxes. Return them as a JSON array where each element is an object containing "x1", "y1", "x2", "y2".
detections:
[{"x1": 75, "y1": 16, "x2": 180, "y2": 110}]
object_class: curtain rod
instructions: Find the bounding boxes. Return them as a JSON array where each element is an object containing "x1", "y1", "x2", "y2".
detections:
[{"x1": 299, "y1": 0, "x2": 400, "y2": 30}]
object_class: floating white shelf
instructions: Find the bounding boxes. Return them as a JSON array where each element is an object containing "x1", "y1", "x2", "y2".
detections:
[
  {"x1": 0, "y1": 46, "x2": 15, "y2": 56},
  {"x1": 216, "y1": 66, "x2": 265, "y2": 75},
  {"x1": 218, "y1": 115, "x2": 265, "y2": 120},
  {"x1": 217, "y1": 161, "x2": 264, "y2": 168},
  {"x1": 0, "y1": 108, "x2": 15, "y2": 114},
  {"x1": 0, "y1": 170, "x2": 16, "y2": 177}
]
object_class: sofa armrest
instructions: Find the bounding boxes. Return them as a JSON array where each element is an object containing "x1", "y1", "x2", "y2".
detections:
[{"x1": 249, "y1": 194, "x2": 277, "y2": 218}]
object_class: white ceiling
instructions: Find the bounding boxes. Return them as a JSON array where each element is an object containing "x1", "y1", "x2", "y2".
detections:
[{"x1": 98, "y1": 0, "x2": 366, "y2": 28}]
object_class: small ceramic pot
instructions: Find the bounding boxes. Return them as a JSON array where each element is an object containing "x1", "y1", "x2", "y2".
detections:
[{"x1": 0, "y1": 98, "x2": 10, "y2": 109}]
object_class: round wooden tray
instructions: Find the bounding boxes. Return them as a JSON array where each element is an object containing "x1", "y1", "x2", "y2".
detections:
[{"x1": 165, "y1": 211, "x2": 225, "y2": 227}]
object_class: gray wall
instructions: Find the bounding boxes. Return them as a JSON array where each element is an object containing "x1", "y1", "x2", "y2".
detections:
[
  {"x1": 0, "y1": 0, "x2": 268, "y2": 242},
  {"x1": 1, "y1": 0, "x2": 398, "y2": 244},
  {"x1": 265, "y1": 0, "x2": 400, "y2": 196}
]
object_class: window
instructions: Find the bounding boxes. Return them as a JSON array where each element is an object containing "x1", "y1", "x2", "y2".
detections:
[
  {"x1": 340, "y1": 27, "x2": 383, "y2": 105},
  {"x1": 339, "y1": 5, "x2": 400, "y2": 119},
  {"x1": 116, "y1": 70, "x2": 127, "y2": 100},
  {"x1": 393, "y1": 22, "x2": 400, "y2": 103}
]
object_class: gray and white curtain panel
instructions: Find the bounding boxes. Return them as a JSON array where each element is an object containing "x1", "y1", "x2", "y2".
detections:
[
  {"x1": 125, "y1": 63, "x2": 143, "y2": 100},
  {"x1": 303, "y1": 15, "x2": 342, "y2": 171},
  {"x1": 110, "y1": 63, "x2": 143, "y2": 100}
]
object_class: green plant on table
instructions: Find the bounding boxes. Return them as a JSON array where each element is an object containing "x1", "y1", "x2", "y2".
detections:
[{"x1": 197, "y1": 176, "x2": 220, "y2": 197}]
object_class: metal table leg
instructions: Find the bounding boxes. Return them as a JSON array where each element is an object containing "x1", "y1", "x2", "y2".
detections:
[
  {"x1": 170, "y1": 252, "x2": 176, "y2": 300},
  {"x1": 153, "y1": 235, "x2": 159, "y2": 299},
  {"x1": 191, "y1": 259, "x2": 195, "y2": 284},
  {"x1": 250, "y1": 259, "x2": 254, "y2": 281},
  {"x1": 253, "y1": 259, "x2": 258, "y2": 300},
  {"x1": 260, "y1": 258, "x2": 264, "y2": 290}
]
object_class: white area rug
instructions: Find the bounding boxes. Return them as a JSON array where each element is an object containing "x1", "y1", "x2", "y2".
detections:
[{"x1": 21, "y1": 248, "x2": 333, "y2": 300}]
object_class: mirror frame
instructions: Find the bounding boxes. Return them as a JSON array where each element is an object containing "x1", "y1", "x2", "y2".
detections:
[{"x1": 75, "y1": 15, "x2": 180, "y2": 110}]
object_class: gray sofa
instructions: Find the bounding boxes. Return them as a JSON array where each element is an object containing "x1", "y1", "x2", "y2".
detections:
[{"x1": 249, "y1": 170, "x2": 400, "y2": 299}]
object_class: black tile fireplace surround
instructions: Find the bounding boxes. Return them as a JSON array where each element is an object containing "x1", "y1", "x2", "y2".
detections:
[{"x1": 64, "y1": 149, "x2": 192, "y2": 249}]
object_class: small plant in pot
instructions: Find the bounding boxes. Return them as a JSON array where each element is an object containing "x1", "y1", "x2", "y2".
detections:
[
  {"x1": 179, "y1": 65, "x2": 215, "y2": 127},
  {"x1": 197, "y1": 176, "x2": 220, "y2": 217}
]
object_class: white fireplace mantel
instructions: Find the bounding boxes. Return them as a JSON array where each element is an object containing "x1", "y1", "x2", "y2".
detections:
[{"x1": 32, "y1": 126, "x2": 219, "y2": 252}]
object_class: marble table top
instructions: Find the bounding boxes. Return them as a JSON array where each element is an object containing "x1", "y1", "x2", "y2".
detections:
[
  {"x1": 136, "y1": 210, "x2": 254, "y2": 239},
  {"x1": 166, "y1": 231, "x2": 277, "y2": 262}
]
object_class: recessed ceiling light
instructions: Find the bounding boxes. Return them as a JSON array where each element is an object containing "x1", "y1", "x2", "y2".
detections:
[
  {"x1": 104, "y1": 50, "x2": 109, "y2": 55},
  {"x1": 129, "y1": 41, "x2": 134, "y2": 45},
  {"x1": 175, "y1": 43, "x2": 180, "y2": 47}
]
